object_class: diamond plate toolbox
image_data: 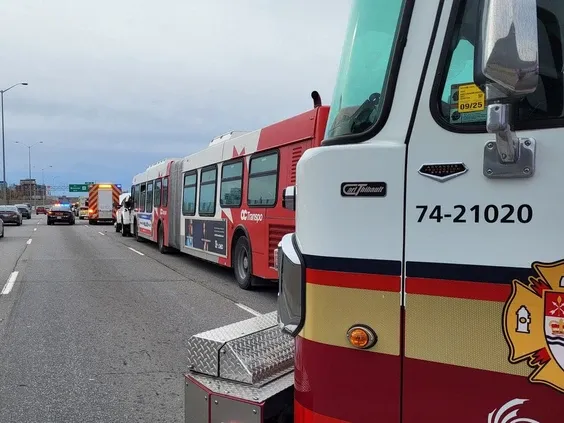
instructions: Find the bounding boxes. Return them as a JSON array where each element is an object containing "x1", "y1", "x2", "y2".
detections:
[{"x1": 187, "y1": 311, "x2": 284, "y2": 378}]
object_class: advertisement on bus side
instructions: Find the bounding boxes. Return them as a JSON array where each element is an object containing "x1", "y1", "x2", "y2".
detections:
[
  {"x1": 184, "y1": 218, "x2": 227, "y2": 256},
  {"x1": 137, "y1": 212, "x2": 152, "y2": 235}
]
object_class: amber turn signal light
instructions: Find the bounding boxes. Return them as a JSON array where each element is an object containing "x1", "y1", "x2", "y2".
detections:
[{"x1": 346, "y1": 324, "x2": 377, "y2": 349}]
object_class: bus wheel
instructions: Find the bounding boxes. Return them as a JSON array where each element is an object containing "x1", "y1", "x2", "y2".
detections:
[
  {"x1": 234, "y1": 236, "x2": 253, "y2": 290},
  {"x1": 157, "y1": 223, "x2": 167, "y2": 254},
  {"x1": 121, "y1": 219, "x2": 128, "y2": 237},
  {"x1": 135, "y1": 221, "x2": 144, "y2": 242}
]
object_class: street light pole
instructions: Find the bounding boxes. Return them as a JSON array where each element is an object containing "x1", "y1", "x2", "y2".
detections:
[
  {"x1": 40, "y1": 165, "x2": 52, "y2": 204},
  {"x1": 15, "y1": 140, "x2": 42, "y2": 206},
  {"x1": 0, "y1": 82, "x2": 28, "y2": 204}
]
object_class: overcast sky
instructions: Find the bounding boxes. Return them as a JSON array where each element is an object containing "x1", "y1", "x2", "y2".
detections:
[{"x1": 0, "y1": 0, "x2": 351, "y2": 196}]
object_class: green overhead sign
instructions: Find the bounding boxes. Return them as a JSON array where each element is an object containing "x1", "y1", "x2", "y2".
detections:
[{"x1": 69, "y1": 184, "x2": 89, "y2": 192}]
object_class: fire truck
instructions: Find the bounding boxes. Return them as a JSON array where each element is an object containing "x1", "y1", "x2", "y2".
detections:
[
  {"x1": 183, "y1": 0, "x2": 564, "y2": 421},
  {"x1": 87, "y1": 183, "x2": 121, "y2": 225}
]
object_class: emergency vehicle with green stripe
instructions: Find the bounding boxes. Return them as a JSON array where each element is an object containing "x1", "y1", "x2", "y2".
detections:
[{"x1": 183, "y1": 0, "x2": 564, "y2": 421}]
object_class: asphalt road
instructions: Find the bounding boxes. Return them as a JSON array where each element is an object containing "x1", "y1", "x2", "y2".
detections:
[{"x1": 0, "y1": 215, "x2": 277, "y2": 422}]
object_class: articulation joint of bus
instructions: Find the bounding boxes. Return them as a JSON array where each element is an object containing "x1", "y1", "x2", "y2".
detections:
[{"x1": 184, "y1": 0, "x2": 564, "y2": 421}]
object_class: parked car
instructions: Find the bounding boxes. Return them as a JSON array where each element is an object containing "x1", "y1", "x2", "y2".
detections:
[
  {"x1": 0, "y1": 205, "x2": 22, "y2": 225},
  {"x1": 15, "y1": 204, "x2": 31, "y2": 219}
]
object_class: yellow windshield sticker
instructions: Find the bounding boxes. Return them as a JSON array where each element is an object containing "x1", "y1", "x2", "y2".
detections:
[{"x1": 457, "y1": 83, "x2": 485, "y2": 113}]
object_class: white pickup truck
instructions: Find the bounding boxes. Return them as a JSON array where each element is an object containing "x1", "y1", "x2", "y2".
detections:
[{"x1": 115, "y1": 192, "x2": 132, "y2": 236}]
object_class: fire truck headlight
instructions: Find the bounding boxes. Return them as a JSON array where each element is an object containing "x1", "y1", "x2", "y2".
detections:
[
  {"x1": 277, "y1": 233, "x2": 305, "y2": 337},
  {"x1": 346, "y1": 325, "x2": 378, "y2": 349}
]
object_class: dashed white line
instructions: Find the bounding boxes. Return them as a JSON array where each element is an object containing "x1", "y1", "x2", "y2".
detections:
[
  {"x1": 235, "y1": 303, "x2": 262, "y2": 317},
  {"x1": 128, "y1": 247, "x2": 144, "y2": 256},
  {"x1": 1, "y1": 271, "x2": 19, "y2": 295},
  {"x1": 98, "y1": 232, "x2": 105, "y2": 236},
  {"x1": 26, "y1": 238, "x2": 32, "y2": 245},
  {"x1": 33, "y1": 228, "x2": 37, "y2": 231}
]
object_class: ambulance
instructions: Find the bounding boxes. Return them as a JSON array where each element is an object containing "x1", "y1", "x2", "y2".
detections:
[{"x1": 183, "y1": 0, "x2": 564, "y2": 421}]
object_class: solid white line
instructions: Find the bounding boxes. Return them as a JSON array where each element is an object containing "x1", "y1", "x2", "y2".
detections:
[
  {"x1": 26, "y1": 238, "x2": 32, "y2": 245},
  {"x1": 1, "y1": 271, "x2": 19, "y2": 295},
  {"x1": 98, "y1": 231, "x2": 105, "y2": 236},
  {"x1": 235, "y1": 303, "x2": 262, "y2": 317},
  {"x1": 128, "y1": 247, "x2": 144, "y2": 256},
  {"x1": 33, "y1": 228, "x2": 37, "y2": 231}
]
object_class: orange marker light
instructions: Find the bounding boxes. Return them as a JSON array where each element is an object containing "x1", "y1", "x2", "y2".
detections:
[{"x1": 346, "y1": 325, "x2": 377, "y2": 349}]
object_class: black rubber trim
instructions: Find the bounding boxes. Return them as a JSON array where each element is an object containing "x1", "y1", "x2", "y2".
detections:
[
  {"x1": 290, "y1": 233, "x2": 307, "y2": 337},
  {"x1": 302, "y1": 254, "x2": 401, "y2": 276},
  {"x1": 322, "y1": 0, "x2": 415, "y2": 147},
  {"x1": 406, "y1": 261, "x2": 534, "y2": 285}
]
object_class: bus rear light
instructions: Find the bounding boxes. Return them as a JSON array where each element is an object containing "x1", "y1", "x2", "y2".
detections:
[{"x1": 273, "y1": 247, "x2": 279, "y2": 270}]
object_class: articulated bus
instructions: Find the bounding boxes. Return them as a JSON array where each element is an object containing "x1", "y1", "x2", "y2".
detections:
[{"x1": 127, "y1": 97, "x2": 329, "y2": 289}]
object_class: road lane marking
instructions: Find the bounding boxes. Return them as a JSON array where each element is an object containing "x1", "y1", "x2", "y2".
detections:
[
  {"x1": 98, "y1": 232, "x2": 105, "y2": 235},
  {"x1": 33, "y1": 228, "x2": 37, "y2": 231},
  {"x1": 235, "y1": 303, "x2": 262, "y2": 316},
  {"x1": 1, "y1": 272, "x2": 19, "y2": 295},
  {"x1": 128, "y1": 247, "x2": 144, "y2": 256},
  {"x1": 26, "y1": 238, "x2": 32, "y2": 245}
]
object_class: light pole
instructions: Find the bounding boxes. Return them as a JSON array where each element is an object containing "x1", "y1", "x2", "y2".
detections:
[
  {"x1": 1, "y1": 82, "x2": 28, "y2": 204},
  {"x1": 15, "y1": 140, "x2": 42, "y2": 205},
  {"x1": 39, "y1": 165, "x2": 52, "y2": 204},
  {"x1": 51, "y1": 176, "x2": 60, "y2": 198}
]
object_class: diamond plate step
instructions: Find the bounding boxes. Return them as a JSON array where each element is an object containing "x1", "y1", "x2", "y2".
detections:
[{"x1": 187, "y1": 311, "x2": 294, "y2": 386}]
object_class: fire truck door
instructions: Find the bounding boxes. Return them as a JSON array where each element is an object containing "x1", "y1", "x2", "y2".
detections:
[{"x1": 401, "y1": 1, "x2": 564, "y2": 422}]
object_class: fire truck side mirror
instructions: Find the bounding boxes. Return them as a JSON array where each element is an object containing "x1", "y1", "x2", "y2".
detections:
[
  {"x1": 282, "y1": 186, "x2": 295, "y2": 211},
  {"x1": 474, "y1": 0, "x2": 538, "y2": 99}
]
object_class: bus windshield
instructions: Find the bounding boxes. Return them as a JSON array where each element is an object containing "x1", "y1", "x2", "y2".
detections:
[{"x1": 325, "y1": 0, "x2": 405, "y2": 139}]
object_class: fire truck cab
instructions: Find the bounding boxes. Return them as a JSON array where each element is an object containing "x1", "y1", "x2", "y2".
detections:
[{"x1": 184, "y1": 0, "x2": 564, "y2": 421}]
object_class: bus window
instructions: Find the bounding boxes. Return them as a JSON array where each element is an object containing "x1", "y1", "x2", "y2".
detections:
[
  {"x1": 182, "y1": 172, "x2": 197, "y2": 216},
  {"x1": 139, "y1": 183, "x2": 146, "y2": 212},
  {"x1": 162, "y1": 177, "x2": 168, "y2": 207},
  {"x1": 146, "y1": 181, "x2": 153, "y2": 211},
  {"x1": 199, "y1": 166, "x2": 217, "y2": 216},
  {"x1": 220, "y1": 160, "x2": 243, "y2": 208},
  {"x1": 154, "y1": 179, "x2": 162, "y2": 208},
  {"x1": 248, "y1": 151, "x2": 279, "y2": 207}
]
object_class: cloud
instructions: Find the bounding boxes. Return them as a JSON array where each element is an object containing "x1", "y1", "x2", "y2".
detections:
[{"x1": 0, "y1": 0, "x2": 351, "y2": 192}]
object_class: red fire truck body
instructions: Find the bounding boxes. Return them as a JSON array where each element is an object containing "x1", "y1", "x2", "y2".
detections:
[{"x1": 183, "y1": 0, "x2": 564, "y2": 421}]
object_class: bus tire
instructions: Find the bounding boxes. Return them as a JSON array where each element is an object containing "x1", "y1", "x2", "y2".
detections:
[
  {"x1": 157, "y1": 222, "x2": 168, "y2": 254},
  {"x1": 121, "y1": 219, "x2": 129, "y2": 237},
  {"x1": 233, "y1": 236, "x2": 254, "y2": 290},
  {"x1": 134, "y1": 220, "x2": 144, "y2": 242},
  {"x1": 115, "y1": 222, "x2": 121, "y2": 232}
]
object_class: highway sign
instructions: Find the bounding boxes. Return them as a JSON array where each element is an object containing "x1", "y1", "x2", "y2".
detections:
[{"x1": 69, "y1": 184, "x2": 89, "y2": 192}]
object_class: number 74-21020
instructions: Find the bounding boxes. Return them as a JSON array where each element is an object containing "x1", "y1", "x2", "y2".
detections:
[{"x1": 415, "y1": 204, "x2": 533, "y2": 224}]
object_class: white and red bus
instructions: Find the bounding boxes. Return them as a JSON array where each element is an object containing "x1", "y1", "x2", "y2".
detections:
[
  {"x1": 127, "y1": 96, "x2": 329, "y2": 289},
  {"x1": 129, "y1": 158, "x2": 179, "y2": 241}
]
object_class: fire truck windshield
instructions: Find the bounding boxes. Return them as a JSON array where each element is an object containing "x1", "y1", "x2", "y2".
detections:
[{"x1": 325, "y1": 0, "x2": 404, "y2": 139}]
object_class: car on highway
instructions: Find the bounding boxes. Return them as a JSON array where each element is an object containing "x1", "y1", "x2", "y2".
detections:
[
  {"x1": 15, "y1": 204, "x2": 31, "y2": 219},
  {"x1": 47, "y1": 205, "x2": 76, "y2": 225},
  {"x1": 36, "y1": 206, "x2": 47, "y2": 215},
  {"x1": 0, "y1": 205, "x2": 23, "y2": 226},
  {"x1": 0, "y1": 217, "x2": 4, "y2": 238},
  {"x1": 78, "y1": 206, "x2": 89, "y2": 220}
]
